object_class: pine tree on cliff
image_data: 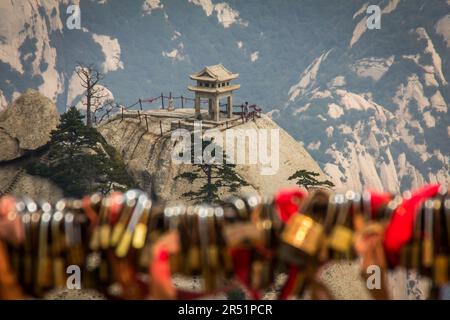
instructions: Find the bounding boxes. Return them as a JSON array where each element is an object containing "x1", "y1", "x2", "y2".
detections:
[
  {"x1": 288, "y1": 169, "x2": 334, "y2": 189},
  {"x1": 176, "y1": 136, "x2": 248, "y2": 203},
  {"x1": 27, "y1": 107, "x2": 134, "y2": 197}
]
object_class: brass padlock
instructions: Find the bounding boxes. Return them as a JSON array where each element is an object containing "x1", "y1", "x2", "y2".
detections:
[
  {"x1": 132, "y1": 198, "x2": 152, "y2": 250},
  {"x1": 20, "y1": 206, "x2": 33, "y2": 287},
  {"x1": 411, "y1": 208, "x2": 423, "y2": 270},
  {"x1": 329, "y1": 225, "x2": 353, "y2": 254},
  {"x1": 422, "y1": 200, "x2": 434, "y2": 270},
  {"x1": 211, "y1": 206, "x2": 234, "y2": 275},
  {"x1": 36, "y1": 207, "x2": 53, "y2": 293},
  {"x1": 434, "y1": 255, "x2": 449, "y2": 286},
  {"x1": 51, "y1": 210, "x2": 66, "y2": 288},
  {"x1": 198, "y1": 206, "x2": 217, "y2": 292},
  {"x1": 345, "y1": 191, "x2": 365, "y2": 233},
  {"x1": 187, "y1": 245, "x2": 201, "y2": 274},
  {"x1": 399, "y1": 244, "x2": 412, "y2": 269},
  {"x1": 281, "y1": 214, "x2": 324, "y2": 256},
  {"x1": 328, "y1": 194, "x2": 354, "y2": 257},
  {"x1": 111, "y1": 190, "x2": 139, "y2": 247},
  {"x1": 91, "y1": 198, "x2": 111, "y2": 250},
  {"x1": 433, "y1": 197, "x2": 448, "y2": 286},
  {"x1": 279, "y1": 190, "x2": 330, "y2": 266},
  {"x1": 116, "y1": 193, "x2": 149, "y2": 258}
]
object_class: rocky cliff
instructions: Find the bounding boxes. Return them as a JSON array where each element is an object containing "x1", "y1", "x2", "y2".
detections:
[
  {"x1": 0, "y1": 89, "x2": 59, "y2": 162},
  {"x1": 0, "y1": 90, "x2": 62, "y2": 199},
  {"x1": 98, "y1": 110, "x2": 326, "y2": 202},
  {"x1": 271, "y1": 1, "x2": 450, "y2": 192}
]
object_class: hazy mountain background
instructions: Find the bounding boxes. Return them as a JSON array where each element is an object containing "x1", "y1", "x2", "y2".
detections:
[{"x1": 0, "y1": 0, "x2": 448, "y2": 192}]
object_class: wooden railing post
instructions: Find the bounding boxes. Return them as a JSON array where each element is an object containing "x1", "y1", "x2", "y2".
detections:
[
  {"x1": 161, "y1": 93, "x2": 164, "y2": 109},
  {"x1": 160, "y1": 121, "x2": 163, "y2": 136},
  {"x1": 139, "y1": 98, "x2": 143, "y2": 111},
  {"x1": 121, "y1": 107, "x2": 124, "y2": 121},
  {"x1": 181, "y1": 95, "x2": 184, "y2": 109}
]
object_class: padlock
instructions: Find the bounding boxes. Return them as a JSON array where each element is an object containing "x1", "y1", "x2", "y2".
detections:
[
  {"x1": 281, "y1": 214, "x2": 324, "y2": 256},
  {"x1": 328, "y1": 194, "x2": 354, "y2": 258}
]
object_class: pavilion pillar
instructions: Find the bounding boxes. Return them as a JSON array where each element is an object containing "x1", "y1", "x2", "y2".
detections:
[
  {"x1": 227, "y1": 95, "x2": 233, "y2": 118},
  {"x1": 213, "y1": 97, "x2": 220, "y2": 122},
  {"x1": 195, "y1": 94, "x2": 201, "y2": 116},
  {"x1": 208, "y1": 98, "x2": 213, "y2": 115}
]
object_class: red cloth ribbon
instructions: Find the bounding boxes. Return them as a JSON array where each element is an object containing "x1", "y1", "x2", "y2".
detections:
[
  {"x1": 82, "y1": 196, "x2": 98, "y2": 228},
  {"x1": 149, "y1": 248, "x2": 177, "y2": 299},
  {"x1": 279, "y1": 266, "x2": 299, "y2": 300},
  {"x1": 142, "y1": 97, "x2": 159, "y2": 103},
  {"x1": 383, "y1": 184, "x2": 441, "y2": 266},
  {"x1": 230, "y1": 247, "x2": 261, "y2": 299},
  {"x1": 274, "y1": 187, "x2": 307, "y2": 223},
  {"x1": 108, "y1": 192, "x2": 123, "y2": 225},
  {"x1": 366, "y1": 190, "x2": 392, "y2": 219}
]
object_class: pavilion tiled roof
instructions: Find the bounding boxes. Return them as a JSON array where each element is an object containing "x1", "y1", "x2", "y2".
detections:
[{"x1": 190, "y1": 64, "x2": 239, "y2": 82}]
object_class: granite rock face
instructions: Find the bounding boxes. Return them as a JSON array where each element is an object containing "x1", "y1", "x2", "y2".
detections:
[
  {"x1": 98, "y1": 110, "x2": 327, "y2": 203},
  {"x1": 0, "y1": 164, "x2": 63, "y2": 203},
  {"x1": 0, "y1": 89, "x2": 59, "y2": 162}
]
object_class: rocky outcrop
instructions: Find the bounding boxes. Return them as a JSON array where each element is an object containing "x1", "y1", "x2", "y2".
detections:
[
  {"x1": 0, "y1": 90, "x2": 7, "y2": 111},
  {"x1": 0, "y1": 89, "x2": 59, "y2": 162},
  {"x1": 0, "y1": 163, "x2": 63, "y2": 203},
  {"x1": 98, "y1": 110, "x2": 327, "y2": 202}
]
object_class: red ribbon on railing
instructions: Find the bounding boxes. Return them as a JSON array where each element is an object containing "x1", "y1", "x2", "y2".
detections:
[
  {"x1": 249, "y1": 104, "x2": 261, "y2": 112},
  {"x1": 141, "y1": 97, "x2": 160, "y2": 103}
]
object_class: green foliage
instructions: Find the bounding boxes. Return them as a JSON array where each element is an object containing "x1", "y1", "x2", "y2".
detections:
[
  {"x1": 288, "y1": 169, "x2": 334, "y2": 189},
  {"x1": 27, "y1": 107, "x2": 135, "y2": 197},
  {"x1": 176, "y1": 136, "x2": 248, "y2": 204}
]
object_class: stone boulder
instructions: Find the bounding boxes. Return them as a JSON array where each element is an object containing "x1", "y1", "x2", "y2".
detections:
[{"x1": 0, "y1": 89, "x2": 59, "y2": 162}]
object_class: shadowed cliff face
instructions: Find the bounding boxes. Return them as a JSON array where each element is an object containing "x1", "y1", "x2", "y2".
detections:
[{"x1": 98, "y1": 110, "x2": 326, "y2": 202}]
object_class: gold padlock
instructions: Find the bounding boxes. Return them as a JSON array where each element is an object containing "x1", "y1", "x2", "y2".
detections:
[
  {"x1": 116, "y1": 193, "x2": 149, "y2": 258},
  {"x1": 422, "y1": 200, "x2": 434, "y2": 269},
  {"x1": 434, "y1": 255, "x2": 449, "y2": 286},
  {"x1": 328, "y1": 194, "x2": 354, "y2": 257},
  {"x1": 132, "y1": 199, "x2": 152, "y2": 250},
  {"x1": 329, "y1": 225, "x2": 353, "y2": 253},
  {"x1": 281, "y1": 214, "x2": 324, "y2": 256},
  {"x1": 111, "y1": 190, "x2": 138, "y2": 247},
  {"x1": 411, "y1": 208, "x2": 423, "y2": 270},
  {"x1": 187, "y1": 245, "x2": 201, "y2": 274}
]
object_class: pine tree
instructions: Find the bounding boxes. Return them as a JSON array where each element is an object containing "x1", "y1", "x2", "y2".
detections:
[
  {"x1": 288, "y1": 169, "x2": 334, "y2": 189},
  {"x1": 27, "y1": 107, "x2": 134, "y2": 197},
  {"x1": 176, "y1": 136, "x2": 248, "y2": 203}
]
